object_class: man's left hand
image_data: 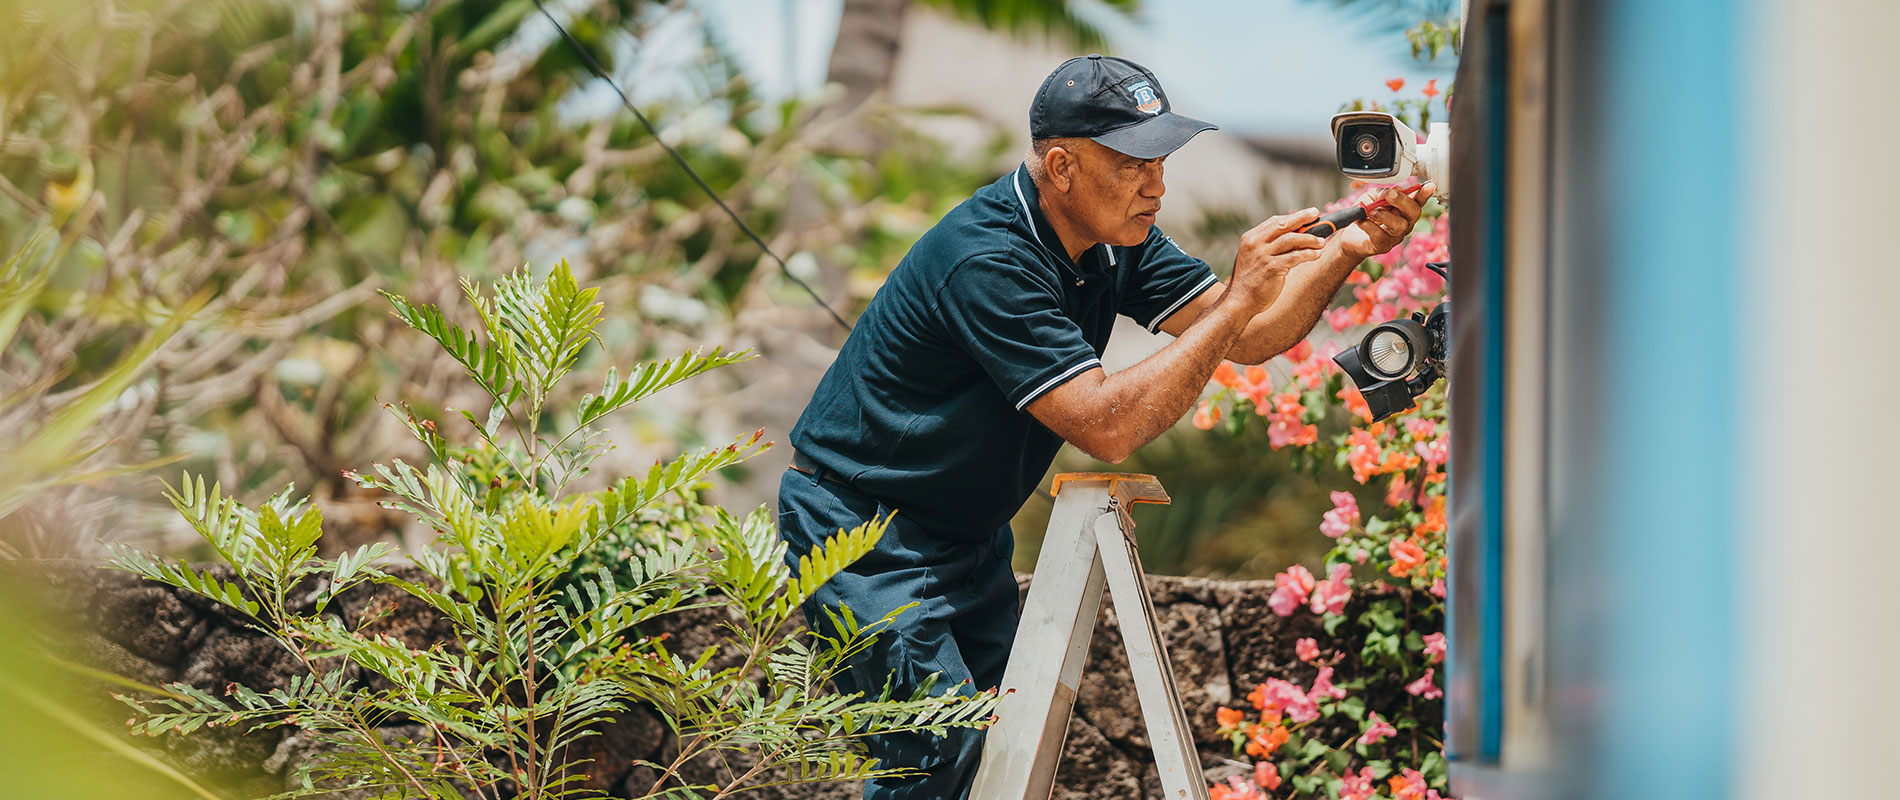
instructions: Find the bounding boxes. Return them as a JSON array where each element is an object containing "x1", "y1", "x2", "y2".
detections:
[{"x1": 1331, "y1": 182, "x2": 1435, "y2": 261}]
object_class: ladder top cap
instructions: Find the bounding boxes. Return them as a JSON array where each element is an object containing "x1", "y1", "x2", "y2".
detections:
[{"x1": 1049, "y1": 472, "x2": 1171, "y2": 505}]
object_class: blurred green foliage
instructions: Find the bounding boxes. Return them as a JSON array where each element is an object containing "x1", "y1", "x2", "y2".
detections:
[
  {"x1": 0, "y1": 582, "x2": 237, "y2": 799},
  {"x1": 0, "y1": 0, "x2": 1000, "y2": 553}
]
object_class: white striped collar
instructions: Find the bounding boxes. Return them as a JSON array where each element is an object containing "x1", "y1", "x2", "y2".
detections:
[
  {"x1": 1010, "y1": 165, "x2": 1047, "y2": 251},
  {"x1": 1012, "y1": 164, "x2": 1119, "y2": 273}
]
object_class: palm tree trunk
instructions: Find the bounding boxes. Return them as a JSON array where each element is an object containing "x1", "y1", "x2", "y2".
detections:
[{"x1": 825, "y1": 0, "x2": 912, "y2": 121}]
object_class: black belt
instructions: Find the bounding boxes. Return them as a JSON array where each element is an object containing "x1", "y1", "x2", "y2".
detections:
[{"x1": 788, "y1": 450, "x2": 851, "y2": 487}]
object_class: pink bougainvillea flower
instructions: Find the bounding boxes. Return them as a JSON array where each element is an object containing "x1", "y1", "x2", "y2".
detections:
[
  {"x1": 1430, "y1": 577, "x2": 1447, "y2": 598},
  {"x1": 1281, "y1": 339, "x2": 1314, "y2": 364},
  {"x1": 1389, "y1": 536, "x2": 1427, "y2": 577},
  {"x1": 1320, "y1": 491, "x2": 1361, "y2": 537},
  {"x1": 1407, "y1": 667, "x2": 1444, "y2": 699},
  {"x1": 1352, "y1": 547, "x2": 1370, "y2": 564},
  {"x1": 1423, "y1": 631, "x2": 1447, "y2": 664},
  {"x1": 1347, "y1": 429, "x2": 1384, "y2": 482},
  {"x1": 1264, "y1": 391, "x2": 1318, "y2": 448},
  {"x1": 1254, "y1": 760, "x2": 1281, "y2": 791},
  {"x1": 1292, "y1": 351, "x2": 1336, "y2": 390},
  {"x1": 1210, "y1": 775, "x2": 1258, "y2": 800},
  {"x1": 1295, "y1": 637, "x2": 1321, "y2": 662},
  {"x1": 1358, "y1": 711, "x2": 1398, "y2": 745},
  {"x1": 1308, "y1": 665, "x2": 1347, "y2": 701},
  {"x1": 1310, "y1": 564, "x2": 1353, "y2": 615},
  {"x1": 1332, "y1": 489, "x2": 1361, "y2": 516},
  {"x1": 1339, "y1": 767, "x2": 1380, "y2": 800},
  {"x1": 1386, "y1": 77, "x2": 1406, "y2": 92},
  {"x1": 1252, "y1": 678, "x2": 1317, "y2": 724},
  {"x1": 1192, "y1": 400, "x2": 1222, "y2": 431},
  {"x1": 1281, "y1": 688, "x2": 1318, "y2": 723},
  {"x1": 1405, "y1": 417, "x2": 1437, "y2": 440},
  {"x1": 1423, "y1": 78, "x2": 1441, "y2": 99},
  {"x1": 1285, "y1": 565, "x2": 1316, "y2": 594},
  {"x1": 1268, "y1": 565, "x2": 1315, "y2": 616},
  {"x1": 1415, "y1": 435, "x2": 1450, "y2": 467}
]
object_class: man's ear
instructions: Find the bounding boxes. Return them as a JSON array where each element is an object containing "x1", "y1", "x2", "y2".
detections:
[{"x1": 1044, "y1": 145, "x2": 1077, "y2": 193}]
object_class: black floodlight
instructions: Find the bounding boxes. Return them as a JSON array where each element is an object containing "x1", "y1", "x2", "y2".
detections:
[
  {"x1": 1334, "y1": 263, "x2": 1450, "y2": 423},
  {"x1": 1362, "y1": 317, "x2": 1432, "y2": 381}
]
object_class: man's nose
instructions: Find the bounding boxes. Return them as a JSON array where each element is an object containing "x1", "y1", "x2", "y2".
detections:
[{"x1": 1142, "y1": 163, "x2": 1165, "y2": 197}]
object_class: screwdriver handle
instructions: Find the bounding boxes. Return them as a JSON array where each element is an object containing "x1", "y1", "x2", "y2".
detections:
[{"x1": 1298, "y1": 205, "x2": 1367, "y2": 238}]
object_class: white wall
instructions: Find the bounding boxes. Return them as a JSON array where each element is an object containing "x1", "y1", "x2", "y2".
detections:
[{"x1": 1742, "y1": 1, "x2": 1900, "y2": 796}]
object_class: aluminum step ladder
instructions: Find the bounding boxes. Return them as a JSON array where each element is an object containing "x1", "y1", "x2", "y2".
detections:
[{"x1": 970, "y1": 473, "x2": 1209, "y2": 800}]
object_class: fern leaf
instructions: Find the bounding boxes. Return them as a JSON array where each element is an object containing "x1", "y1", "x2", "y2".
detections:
[
  {"x1": 577, "y1": 346, "x2": 752, "y2": 428},
  {"x1": 772, "y1": 515, "x2": 888, "y2": 619}
]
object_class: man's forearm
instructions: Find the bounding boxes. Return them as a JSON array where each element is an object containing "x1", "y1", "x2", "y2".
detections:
[
  {"x1": 1029, "y1": 288, "x2": 1259, "y2": 463},
  {"x1": 1224, "y1": 247, "x2": 1362, "y2": 363}
]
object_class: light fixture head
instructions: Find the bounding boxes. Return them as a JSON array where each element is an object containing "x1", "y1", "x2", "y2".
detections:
[{"x1": 1362, "y1": 318, "x2": 1431, "y2": 381}]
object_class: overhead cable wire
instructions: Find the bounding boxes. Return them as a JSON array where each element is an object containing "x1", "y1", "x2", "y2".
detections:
[{"x1": 529, "y1": 0, "x2": 854, "y2": 333}]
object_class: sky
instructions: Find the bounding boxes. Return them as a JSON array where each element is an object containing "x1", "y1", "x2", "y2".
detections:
[{"x1": 697, "y1": 0, "x2": 1457, "y2": 142}]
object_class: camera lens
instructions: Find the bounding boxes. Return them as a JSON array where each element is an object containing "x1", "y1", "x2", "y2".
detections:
[
  {"x1": 1336, "y1": 118, "x2": 1400, "y2": 178},
  {"x1": 1354, "y1": 133, "x2": 1382, "y2": 160}
]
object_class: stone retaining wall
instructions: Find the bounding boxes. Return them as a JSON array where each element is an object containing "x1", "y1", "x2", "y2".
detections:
[{"x1": 16, "y1": 562, "x2": 1438, "y2": 799}]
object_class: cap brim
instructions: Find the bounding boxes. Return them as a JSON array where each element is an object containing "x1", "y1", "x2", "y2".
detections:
[{"x1": 1090, "y1": 112, "x2": 1218, "y2": 159}]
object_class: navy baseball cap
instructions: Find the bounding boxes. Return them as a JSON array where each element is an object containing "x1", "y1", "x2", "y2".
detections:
[{"x1": 1029, "y1": 54, "x2": 1217, "y2": 160}]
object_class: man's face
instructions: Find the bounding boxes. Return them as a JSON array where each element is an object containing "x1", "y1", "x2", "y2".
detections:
[{"x1": 1063, "y1": 141, "x2": 1167, "y2": 247}]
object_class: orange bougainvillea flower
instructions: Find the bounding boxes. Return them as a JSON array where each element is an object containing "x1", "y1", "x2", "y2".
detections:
[
  {"x1": 1416, "y1": 495, "x2": 1448, "y2": 537},
  {"x1": 1244, "y1": 722, "x2": 1290, "y2": 758},
  {"x1": 1389, "y1": 536, "x2": 1427, "y2": 577},
  {"x1": 1193, "y1": 400, "x2": 1223, "y2": 431},
  {"x1": 1385, "y1": 472, "x2": 1412, "y2": 508},
  {"x1": 1216, "y1": 706, "x2": 1246, "y2": 730},
  {"x1": 1339, "y1": 386, "x2": 1372, "y2": 424},
  {"x1": 1347, "y1": 429, "x2": 1384, "y2": 484},
  {"x1": 1422, "y1": 78, "x2": 1440, "y2": 99},
  {"x1": 1213, "y1": 361, "x2": 1244, "y2": 390},
  {"x1": 1386, "y1": 77, "x2": 1406, "y2": 92}
]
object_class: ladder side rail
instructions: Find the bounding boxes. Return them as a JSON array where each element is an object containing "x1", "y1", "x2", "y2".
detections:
[
  {"x1": 1095, "y1": 514, "x2": 1211, "y2": 800},
  {"x1": 969, "y1": 486, "x2": 1112, "y2": 800}
]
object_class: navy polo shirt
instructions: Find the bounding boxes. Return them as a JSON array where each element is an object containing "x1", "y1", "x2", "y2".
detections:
[{"x1": 788, "y1": 164, "x2": 1218, "y2": 535}]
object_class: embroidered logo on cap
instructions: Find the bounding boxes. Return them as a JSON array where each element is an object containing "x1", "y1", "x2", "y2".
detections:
[{"x1": 1128, "y1": 80, "x2": 1162, "y2": 114}]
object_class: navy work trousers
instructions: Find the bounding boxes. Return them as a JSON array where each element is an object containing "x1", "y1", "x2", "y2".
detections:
[{"x1": 775, "y1": 466, "x2": 1021, "y2": 800}]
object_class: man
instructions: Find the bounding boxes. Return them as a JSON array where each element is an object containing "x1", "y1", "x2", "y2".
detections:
[{"x1": 777, "y1": 55, "x2": 1429, "y2": 799}]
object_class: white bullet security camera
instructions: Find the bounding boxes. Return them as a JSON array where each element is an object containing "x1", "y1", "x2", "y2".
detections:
[{"x1": 1330, "y1": 112, "x2": 1451, "y2": 198}]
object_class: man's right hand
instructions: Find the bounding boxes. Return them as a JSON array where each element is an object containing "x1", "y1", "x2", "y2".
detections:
[{"x1": 1229, "y1": 208, "x2": 1326, "y2": 307}]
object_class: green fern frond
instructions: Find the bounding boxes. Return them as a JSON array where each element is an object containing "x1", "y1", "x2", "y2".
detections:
[
  {"x1": 384, "y1": 289, "x2": 521, "y2": 406},
  {"x1": 577, "y1": 346, "x2": 753, "y2": 428},
  {"x1": 771, "y1": 515, "x2": 889, "y2": 619},
  {"x1": 589, "y1": 430, "x2": 769, "y2": 533}
]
